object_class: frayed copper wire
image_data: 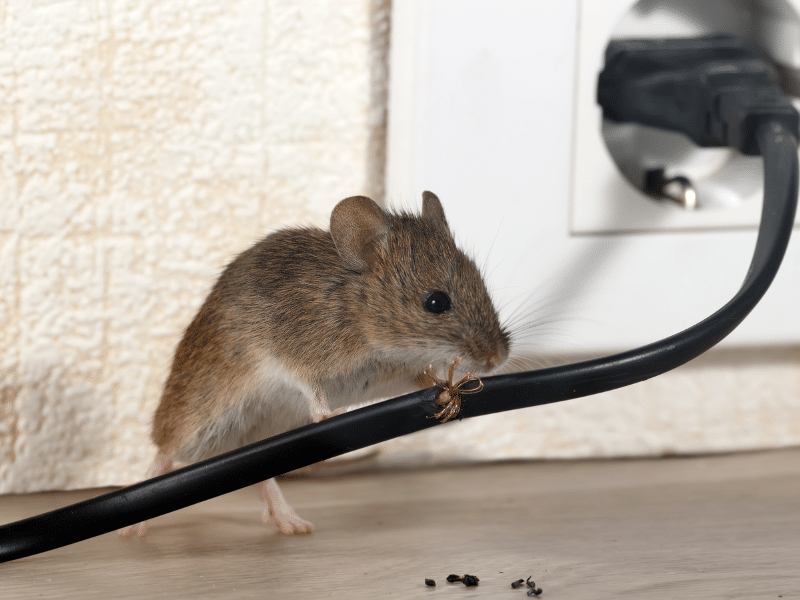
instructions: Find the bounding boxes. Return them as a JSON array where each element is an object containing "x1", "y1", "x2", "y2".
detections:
[{"x1": 424, "y1": 357, "x2": 484, "y2": 423}]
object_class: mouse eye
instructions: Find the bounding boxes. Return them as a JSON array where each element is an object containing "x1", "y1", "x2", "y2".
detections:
[{"x1": 424, "y1": 291, "x2": 451, "y2": 314}]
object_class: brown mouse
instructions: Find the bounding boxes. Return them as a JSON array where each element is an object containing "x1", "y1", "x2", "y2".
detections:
[{"x1": 118, "y1": 191, "x2": 510, "y2": 537}]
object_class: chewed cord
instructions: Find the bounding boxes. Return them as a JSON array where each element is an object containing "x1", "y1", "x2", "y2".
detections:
[
  {"x1": 0, "y1": 121, "x2": 796, "y2": 564},
  {"x1": 425, "y1": 356, "x2": 484, "y2": 423}
]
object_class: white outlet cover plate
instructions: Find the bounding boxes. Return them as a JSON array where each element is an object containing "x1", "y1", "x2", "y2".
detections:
[
  {"x1": 386, "y1": 0, "x2": 799, "y2": 355},
  {"x1": 572, "y1": 0, "x2": 800, "y2": 234}
]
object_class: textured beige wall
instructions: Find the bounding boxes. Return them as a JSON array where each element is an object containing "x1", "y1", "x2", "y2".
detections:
[
  {"x1": 0, "y1": 0, "x2": 390, "y2": 492},
  {"x1": 1, "y1": 0, "x2": 799, "y2": 494}
]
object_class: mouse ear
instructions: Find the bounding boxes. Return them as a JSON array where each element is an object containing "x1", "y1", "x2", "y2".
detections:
[
  {"x1": 421, "y1": 191, "x2": 449, "y2": 232},
  {"x1": 330, "y1": 196, "x2": 389, "y2": 272}
]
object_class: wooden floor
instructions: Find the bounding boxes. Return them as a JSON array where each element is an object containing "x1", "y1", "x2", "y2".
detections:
[{"x1": 1, "y1": 449, "x2": 799, "y2": 599}]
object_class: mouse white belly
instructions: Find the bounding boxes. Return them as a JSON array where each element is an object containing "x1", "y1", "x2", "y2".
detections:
[
  {"x1": 172, "y1": 354, "x2": 423, "y2": 464},
  {"x1": 172, "y1": 357, "x2": 315, "y2": 463}
]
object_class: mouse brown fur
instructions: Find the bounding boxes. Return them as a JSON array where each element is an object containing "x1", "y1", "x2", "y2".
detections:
[{"x1": 120, "y1": 191, "x2": 509, "y2": 537}]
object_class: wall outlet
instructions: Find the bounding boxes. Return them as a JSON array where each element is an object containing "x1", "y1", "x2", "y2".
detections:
[
  {"x1": 386, "y1": 0, "x2": 800, "y2": 355},
  {"x1": 573, "y1": 0, "x2": 800, "y2": 234}
]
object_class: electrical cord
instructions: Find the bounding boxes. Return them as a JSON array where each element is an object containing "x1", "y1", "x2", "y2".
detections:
[{"x1": 0, "y1": 35, "x2": 797, "y2": 563}]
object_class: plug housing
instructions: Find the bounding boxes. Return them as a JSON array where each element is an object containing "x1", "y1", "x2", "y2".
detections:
[{"x1": 598, "y1": 35, "x2": 799, "y2": 155}]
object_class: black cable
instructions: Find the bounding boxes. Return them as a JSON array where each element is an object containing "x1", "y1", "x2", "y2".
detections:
[
  {"x1": 0, "y1": 119, "x2": 794, "y2": 564},
  {"x1": 1, "y1": 39, "x2": 797, "y2": 564}
]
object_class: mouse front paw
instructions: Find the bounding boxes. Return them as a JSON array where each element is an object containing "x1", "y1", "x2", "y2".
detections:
[{"x1": 315, "y1": 406, "x2": 347, "y2": 422}]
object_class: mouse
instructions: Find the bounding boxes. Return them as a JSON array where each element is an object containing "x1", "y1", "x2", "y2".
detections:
[{"x1": 118, "y1": 191, "x2": 510, "y2": 537}]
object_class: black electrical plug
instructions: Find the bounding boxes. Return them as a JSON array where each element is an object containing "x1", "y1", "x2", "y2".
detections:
[{"x1": 598, "y1": 35, "x2": 799, "y2": 155}]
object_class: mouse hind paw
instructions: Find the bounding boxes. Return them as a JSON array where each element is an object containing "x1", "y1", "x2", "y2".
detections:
[
  {"x1": 116, "y1": 451, "x2": 172, "y2": 540},
  {"x1": 262, "y1": 507, "x2": 314, "y2": 535},
  {"x1": 258, "y1": 477, "x2": 314, "y2": 535},
  {"x1": 117, "y1": 521, "x2": 148, "y2": 538}
]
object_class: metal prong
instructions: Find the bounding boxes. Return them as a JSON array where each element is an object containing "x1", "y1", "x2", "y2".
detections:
[
  {"x1": 661, "y1": 176, "x2": 698, "y2": 210},
  {"x1": 644, "y1": 169, "x2": 699, "y2": 210}
]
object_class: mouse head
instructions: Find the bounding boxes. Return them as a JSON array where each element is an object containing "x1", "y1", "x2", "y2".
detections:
[{"x1": 330, "y1": 192, "x2": 510, "y2": 374}]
